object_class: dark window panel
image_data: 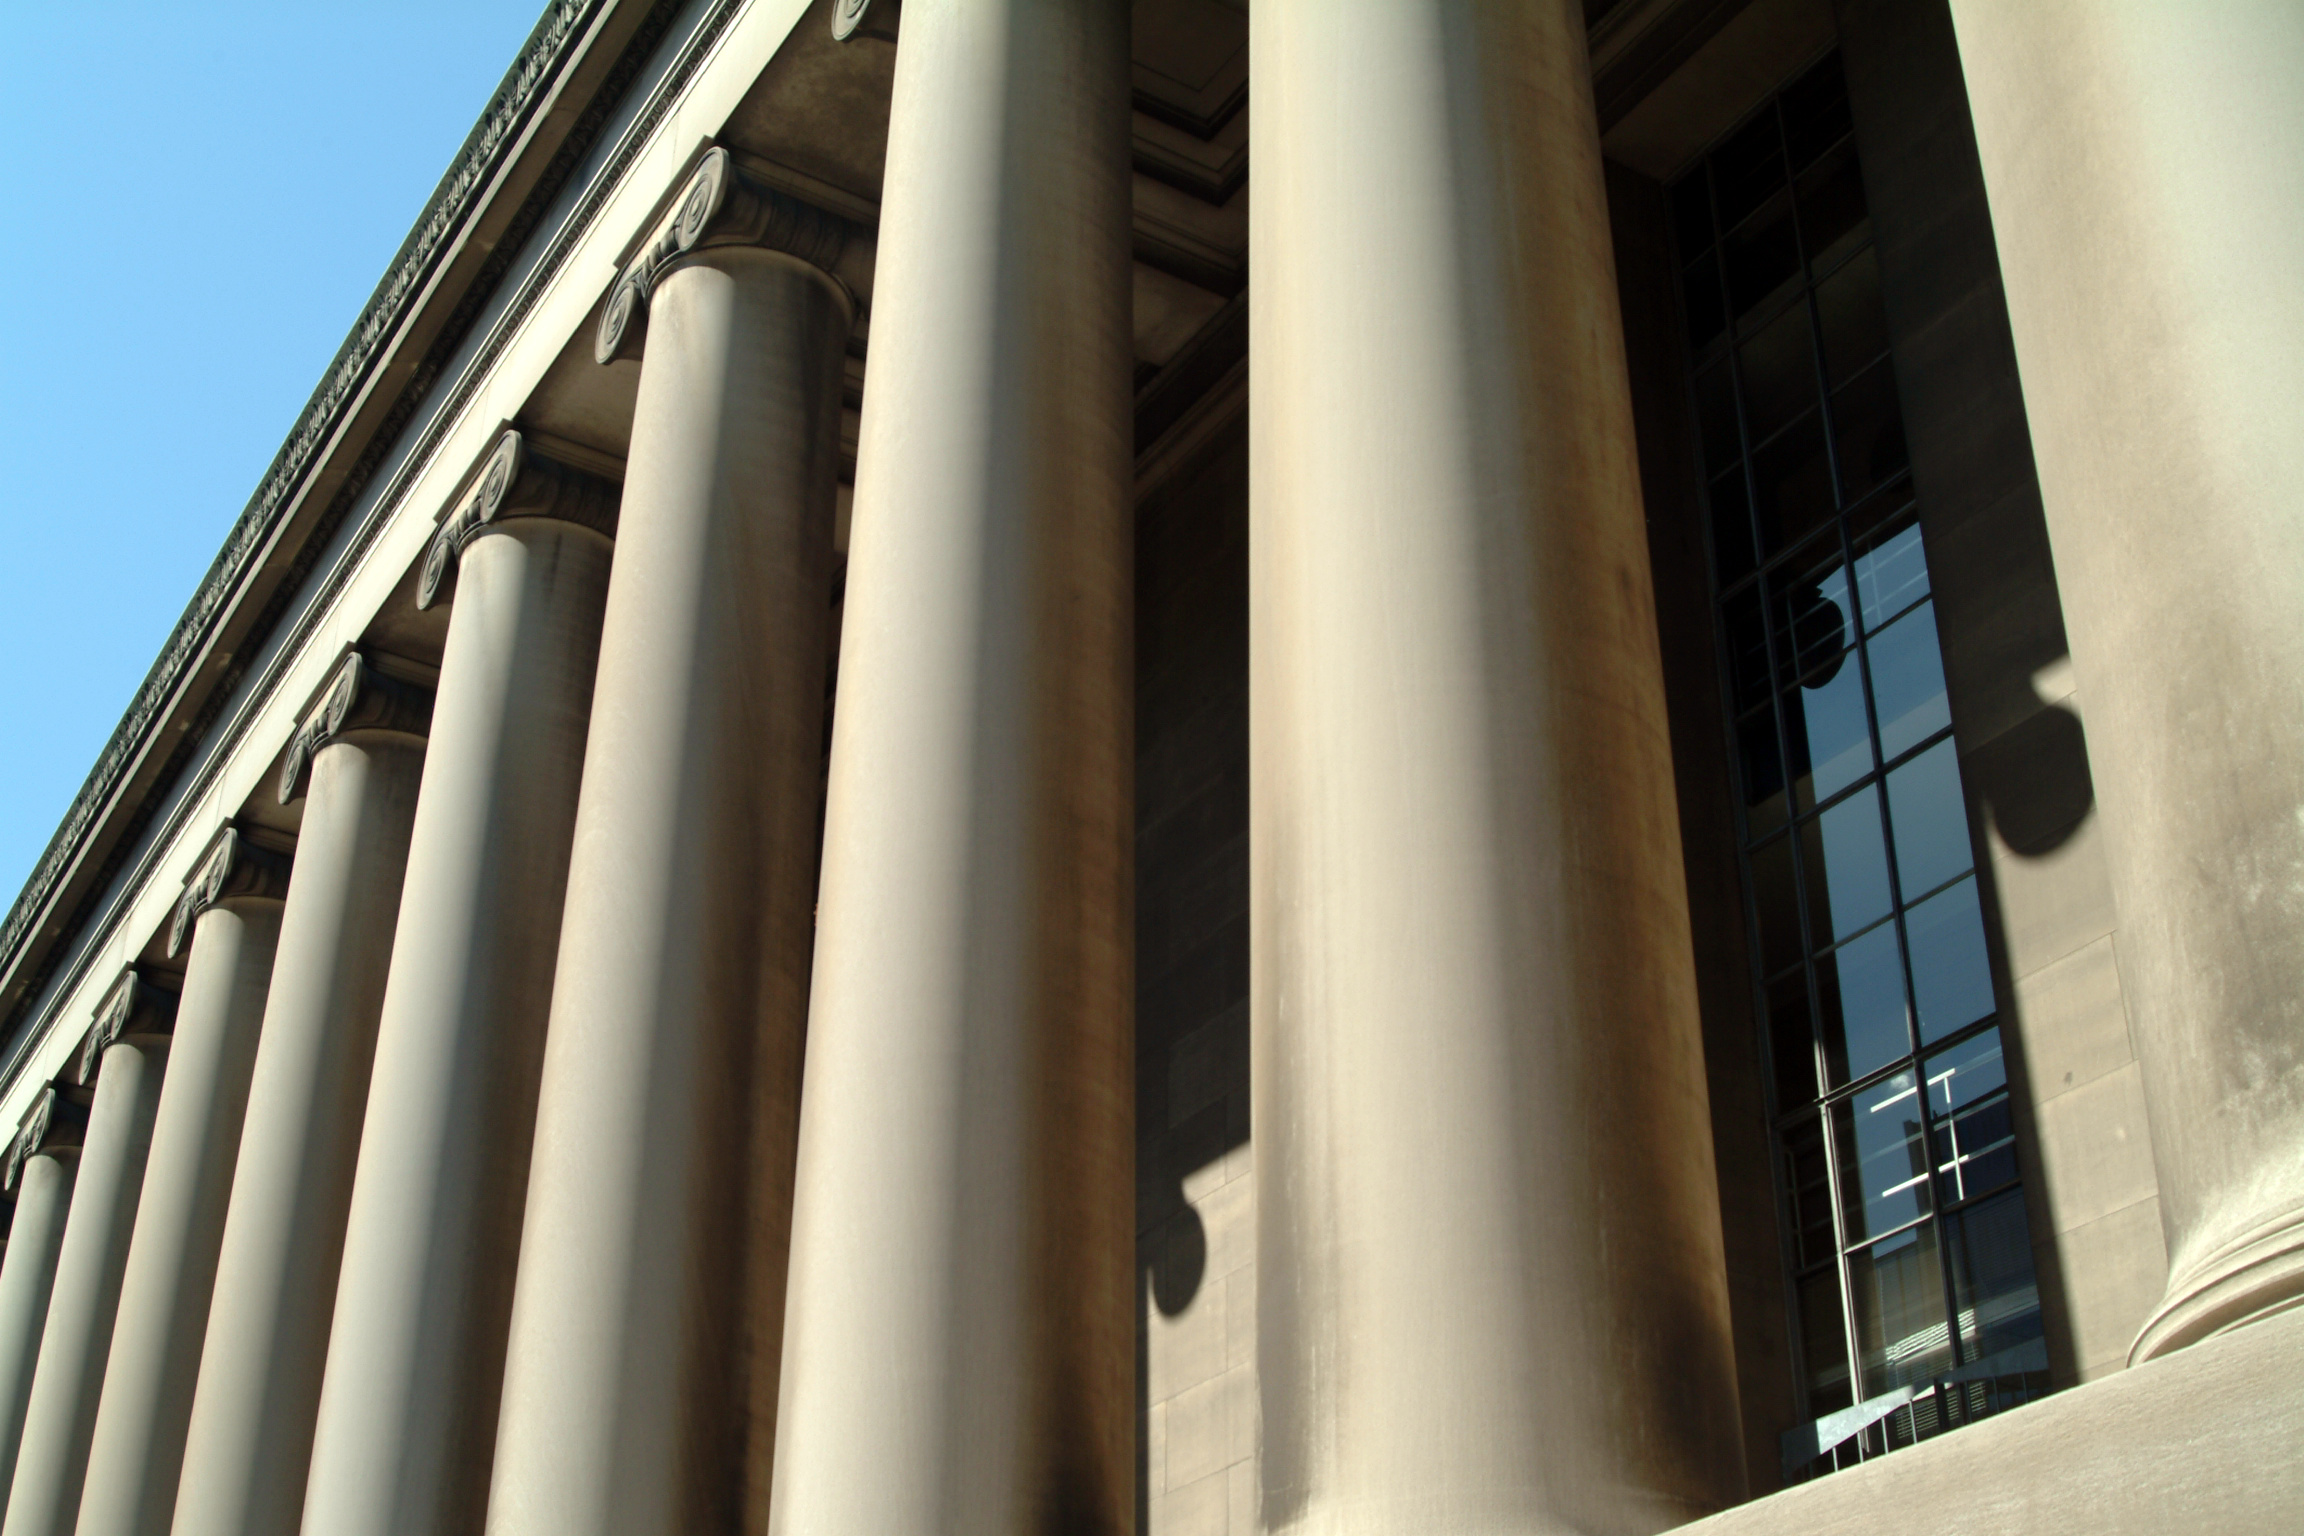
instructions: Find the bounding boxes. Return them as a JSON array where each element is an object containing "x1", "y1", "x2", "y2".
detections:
[
  {"x1": 1770, "y1": 968, "x2": 1822, "y2": 1110},
  {"x1": 1814, "y1": 246, "x2": 1891, "y2": 388},
  {"x1": 1944, "y1": 1188, "x2": 2046, "y2": 1364},
  {"x1": 1767, "y1": 539, "x2": 1857, "y2": 687},
  {"x1": 1709, "y1": 466, "x2": 1759, "y2": 585},
  {"x1": 1683, "y1": 248, "x2": 1728, "y2": 360},
  {"x1": 1907, "y1": 877, "x2": 1996, "y2": 1045},
  {"x1": 1751, "y1": 833, "x2": 1804, "y2": 979},
  {"x1": 1752, "y1": 411, "x2": 1837, "y2": 556},
  {"x1": 1738, "y1": 299, "x2": 1822, "y2": 444},
  {"x1": 1796, "y1": 142, "x2": 1871, "y2": 273},
  {"x1": 1802, "y1": 785, "x2": 1893, "y2": 948},
  {"x1": 1926, "y1": 1028, "x2": 2020, "y2": 1207},
  {"x1": 1865, "y1": 600, "x2": 1951, "y2": 758},
  {"x1": 1849, "y1": 1221, "x2": 1953, "y2": 1395},
  {"x1": 1888, "y1": 740, "x2": 1975, "y2": 900},
  {"x1": 1799, "y1": 1267, "x2": 1856, "y2": 1417},
  {"x1": 1850, "y1": 511, "x2": 1930, "y2": 631},
  {"x1": 1739, "y1": 705, "x2": 1790, "y2": 838},
  {"x1": 1783, "y1": 1113, "x2": 1838, "y2": 1267},
  {"x1": 1724, "y1": 189, "x2": 1803, "y2": 322},
  {"x1": 1723, "y1": 586, "x2": 1773, "y2": 714},
  {"x1": 1712, "y1": 105, "x2": 1788, "y2": 229},
  {"x1": 1784, "y1": 664, "x2": 1873, "y2": 813},
  {"x1": 1673, "y1": 164, "x2": 1716, "y2": 258},
  {"x1": 1780, "y1": 51, "x2": 1854, "y2": 171},
  {"x1": 1830, "y1": 359, "x2": 1911, "y2": 505},
  {"x1": 1818, "y1": 921, "x2": 1909, "y2": 1086},
  {"x1": 1834, "y1": 1066, "x2": 1933, "y2": 1244},
  {"x1": 1696, "y1": 361, "x2": 1742, "y2": 473}
]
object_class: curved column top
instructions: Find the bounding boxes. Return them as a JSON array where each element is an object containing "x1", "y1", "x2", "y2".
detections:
[
  {"x1": 3, "y1": 1090, "x2": 86, "y2": 1196},
  {"x1": 416, "y1": 430, "x2": 622, "y2": 611},
  {"x1": 76, "y1": 970, "x2": 177, "y2": 1088},
  {"x1": 595, "y1": 145, "x2": 856, "y2": 365},
  {"x1": 277, "y1": 652, "x2": 434, "y2": 806},
  {"x1": 166, "y1": 824, "x2": 294, "y2": 960}
]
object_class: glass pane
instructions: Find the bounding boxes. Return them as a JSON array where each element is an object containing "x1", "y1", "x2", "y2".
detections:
[
  {"x1": 1768, "y1": 541, "x2": 1855, "y2": 686},
  {"x1": 1831, "y1": 360, "x2": 1911, "y2": 506},
  {"x1": 1795, "y1": 141, "x2": 1871, "y2": 274},
  {"x1": 1725, "y1": 189, "x2": 1803, "y2": 323},
  {"x1": 1710, "y1": 467, "x2": 1757, "y2": 584},
  {"x1": 1672, "y1": 164, "x2": 1715, "y2": 256},
  {"x1": 1888, "y1": 741, "x2": 1975, "y2": 900},
  {"x1": 1944, "y1": 1187, "x2": 2045, "y2": 1365},
  {"x1": 1696, "y1": 360, "x2": 1741, "y2": 473},
  {"x1": 1927, "y1": 1028, "x2": 2019, "y2": 1207},
  {"x1": 1818, "y1": 922, "x2": 1909, "y2": 1084},
  {"x1": 1803, "y1": 786, "x2": 1892, "y2": 946},
  {"x1": 1738, "y1": 707, "x2": 1788, "y2": 838},
  {"x1": 1723, "y1": 588, "x2": 1771, "y2": 714},
  {"x1": 1850, "y1": 1222, "x2": 1953, "y2": 1394},
  {"x1": 1783, "y1": 1115, "x2": 1837, "y2": 1268},
  {"x1": 1769, "y1": 968, "x2": 1820, "y2": 1110},
  {"x1": 1684, "y1": 249, "x2": 1726, "y2": 358},
  {"x1": 1866, "y1": 601, "x2": 1951, "y2": 759},
  {"x1": 1799, "y1": 1268, "x2": 1855, "y2": 1417},
  {"x1": 1852, "y1": 516, "x2": 1930, "y2": 631},
  {"x1": 1752, "y1": 413, "x2": 1836, "y2": 557},
  {"x1": 1908, "y1": 876, "x2": 1995, "y2": 1044},
  {"x1": 1751, "y1": 834, "x2": 1803, "y2": 979},
  {"x1": 1738, "y1": 300, "x2": 1820, "y2": 444},
  {"x1": 1814, "y1": 247, "x2": 1890, "y2": 388},
  {"x1": 1787, "y1": 665, "x2": 1872, "y2": 812},
  {"x1": 1712, "y1": 107, "x2": 1787, "y2": 229},
  {"x1": 1780, "y1": 52, "x2": 1853, "y2": 171},
  {"x1": 1836, "y1": 1065, "x2": 1932, "y2": 1243}
]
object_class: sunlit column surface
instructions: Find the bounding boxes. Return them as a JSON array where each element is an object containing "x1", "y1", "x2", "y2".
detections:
[
  {"x1": 0, "y1": 1102, "x2": 78, "y2": 1506},
  {"x1": 1946, "y1": 0, "x2": 2304, "y2": 1362},
  {"x1": 1249, "y1": 0, "x2": 1745, "y2": 1529}
]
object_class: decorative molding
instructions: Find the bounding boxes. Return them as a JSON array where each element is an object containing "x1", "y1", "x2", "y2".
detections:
[
  {"x1": 0, "y1": 0, "x2": 747, "y2": 1100},
  {"x1": 4, "y1": 1085, "x2": 85, "y2": 1193},
  {"x1": 80, "y1": 968, "x2": 177, "y2": 1085},
  {"x1": 278, "y1": 653, "x2": 435, "y2": 806},
  {"x1": 418, "y1": 430, "x2": 622, "y2": 610},
  {"x1": 167, "y1": 825, "x2": 294, "y2": 960},
  {"x1": 596, "y1": 146, "x2": 854, "y2": 364}
]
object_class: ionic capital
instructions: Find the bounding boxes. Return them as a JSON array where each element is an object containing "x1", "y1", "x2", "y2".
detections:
[
  {"x1": 595, "y1": 146, "x2": 853, "y2": 364},
  {"x1": 278, "y1": 652, "x2": 434, "y2": 805},
  {"x1": 417, "y1": 431, "x2": 621, "y2": 611},
  {"x1": 168, "y1": 823, "x2": 295, "y2": 958},
  {"x1": 80, "y1": 967, "x2": 178, "y2": 1084},
  {"x1": 4, "y1": 1085, "x2": 87, "y2": 1193}
]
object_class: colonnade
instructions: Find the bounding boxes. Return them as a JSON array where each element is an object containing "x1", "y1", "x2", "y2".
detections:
[{"x1": 0, "y1": 4, "x2": 2292, "y2": 1536}]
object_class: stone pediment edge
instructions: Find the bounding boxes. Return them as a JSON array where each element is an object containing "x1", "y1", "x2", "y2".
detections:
[{"x1": 0, "y1": 0, "x2": 746, "y2": 1058}]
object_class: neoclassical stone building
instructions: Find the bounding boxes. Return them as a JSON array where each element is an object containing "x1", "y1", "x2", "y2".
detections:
[{"x1": 0, "y1": 1, "x2": 2294, "y2": 1533}]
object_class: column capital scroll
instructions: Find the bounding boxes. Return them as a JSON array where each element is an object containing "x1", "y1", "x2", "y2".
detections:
[
  {"x1": 418, "y1": 430, "x2": 621, "y2": 610},
  {"x1": 80, "y1": 967, "x2": 178, "y2": 1085},
  {"x1": 279, "y1": 652, "x2": 434, "y2": 805},
  {"x1": 595, "y1": 146, "x2": 853, "y2": 364},
  {"x1": 167, "y1": 823, "x2": 295, "y2": 958},
  {"x1": 4, "y1": 1086, "x2": 87, "y2": 1194}
]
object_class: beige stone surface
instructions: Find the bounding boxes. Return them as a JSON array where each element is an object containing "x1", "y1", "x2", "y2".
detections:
[
  {"x1": 1949, "y1": 0, "x2": 2304, "y2": 1361},
  {"x1": 2010, "y1": 934, "x2": 2132, "y2": 1101},
  {"x1": 2052, "y1": 1198, "x2": 2167, "y2": 1381},
  {"x1": 1981, "y1": 811, "x2": 2117, "y2": 982}
]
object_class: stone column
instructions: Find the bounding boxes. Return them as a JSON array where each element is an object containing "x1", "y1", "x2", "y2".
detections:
[
  {"x1": 169, "y1": 654, "x2": 428, "y2": 1536},
  {"x1": 1249, "y1": 2, "x2": 1743, "y2": 1530},
  {"x1": 1945, "y1": 1, "x2": 2304, "y2": 1363},
  {"x1": 3, "y1": 974, "x2": 173, "y2": 1536},
  {"x1": 298, "y1": 433, "x2": 614, "y2": 1536},
  {"x1": 0, "y1": 1095, "x2": 83, "y2": 1503},
  {"x1": 767, "y1": 2, "x2": 1135, "y2": 1530},
  {"x1": 483, "y1": 149, "x2": 849, "y2": 1536},
  {"x1": 74, "y1": 827, "x2": 289, "y2": 1536}
]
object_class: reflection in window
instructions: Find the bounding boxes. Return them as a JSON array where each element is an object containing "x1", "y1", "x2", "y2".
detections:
[{"x1": 1669, "y1": 49, "x2": 2051, "y2": 1482}]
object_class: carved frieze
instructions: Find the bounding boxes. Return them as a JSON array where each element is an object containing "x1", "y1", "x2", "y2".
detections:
[
  {"x1": 417, "y1": 430, "x2": 622, "y2": 610},
  {"x1": 168, "y1": 824, "x2": 295, "y2": 959},
  {"x1": 79, "y1": 967, "x2": 179, "y2": 1084},
  {"x1": 278, "y1": 653, "x2": 434, "y2": 806},
  {"x1": 595, "y1": 146, "x2": 853, "y2": 364}
]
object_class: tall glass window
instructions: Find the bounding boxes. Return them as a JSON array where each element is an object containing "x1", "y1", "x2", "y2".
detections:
[{"x1": 1667, "y1": 50, "x2": 2050, "y2": 1478}]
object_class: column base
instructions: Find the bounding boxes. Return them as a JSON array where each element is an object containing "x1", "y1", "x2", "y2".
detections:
[{"x1": 2130, "y1": 1201, "x2": 2304, "y2": 1364}]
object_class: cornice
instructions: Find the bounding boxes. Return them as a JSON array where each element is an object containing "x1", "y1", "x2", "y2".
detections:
[{"x1": 0, "y1": 0, "x2": 696, "y2": 1049}]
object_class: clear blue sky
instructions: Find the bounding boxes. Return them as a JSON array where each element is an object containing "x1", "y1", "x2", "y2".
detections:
[{"x1": 0, "y1": 2, "x2": 550, "y2": 905}]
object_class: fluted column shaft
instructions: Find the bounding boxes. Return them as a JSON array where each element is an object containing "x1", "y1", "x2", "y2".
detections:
[
  {"x1": 300, "y1": 437, "x2": 613, "y2": 1536},
  {"x1": 767, "y1": 2, "x2": 1136, "y2": 1531},
  {"x1": 485, "y1": 176, "x2": 848, "y2": 1534},
  {"x1": 171, "y1": 662, "x2": 426, "y2": 1536},
  {"x1": 1945, "y1": 0, "x2": 2304, "y2": 1363},
  {"x1": 75, "y1": 830, "x2": 287, "y2": 1536},
  {"x1": 0, "y1": 1122, "x2": 80, "y2": 1506},
  {"x1": 1249, "y1": 2, "x2": 1743, "y2": 1531},
  {"x1": 6, "y1": 980, "x2": 171, "y2": 1536}
]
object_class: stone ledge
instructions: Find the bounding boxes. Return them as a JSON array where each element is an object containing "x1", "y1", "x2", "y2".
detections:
[{"x1": 1674, "y1": 1306, "x2": 2304, "y2": 1535}]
